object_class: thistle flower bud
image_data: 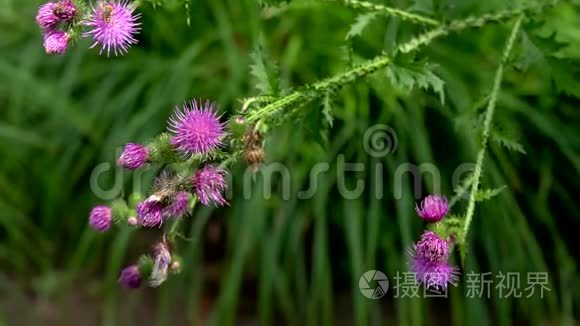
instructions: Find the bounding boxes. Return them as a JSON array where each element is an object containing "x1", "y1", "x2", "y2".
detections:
[
  {"x1": 89, "y1": 205, "x2": 112, "y2": 232},
  {"x1": 416, "y1": 195, "x2": 449, "y2": 222},
  {"x1": 119, "y1": 265, "x2": 142, "y2": 289},
  {"x1": 118, "y1": 143, "x2": 149, "y2": 170},
  {"x1": 127, "y1": 216, "x2": 138, "y2": 226}
]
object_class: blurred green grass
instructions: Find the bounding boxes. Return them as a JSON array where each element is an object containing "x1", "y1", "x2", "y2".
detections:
[{"x1": 0, "y1": 0, "x2": 579, "y2": 325}]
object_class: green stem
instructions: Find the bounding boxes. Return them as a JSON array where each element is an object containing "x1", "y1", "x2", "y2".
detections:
[
  {"x1": 245, "y1": 5, "x2": 544, "y2": 123},
  {"x1": 460, "y1": 15, "x2": 523, "y2": 245},
  {"x1": 168, "y1": 198, "x2": 197, "y2": 241},
  {"x1": 327, "y1": 0, "x2": 440, "y2": 25}
]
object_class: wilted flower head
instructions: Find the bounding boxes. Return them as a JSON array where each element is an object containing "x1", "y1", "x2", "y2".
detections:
[
  {"x1": 119, "y1": 265, "x2": 142, "y2": 289},
  {"x1": 416, "y1": 195, "x2": 449, "y2": 222},
  {"x1": 192, "y1": 165, "x2": 228, "y2": 206},
  {"x1": 164, "y1": 191, "x2": 190, "y2": 217},
  {"x1": 168, "y1": 100, "x2": 225, "y2": 156},
  {"x1": 118, "y1": 143, "x2": 149, "y2": 170},
  {"x1": 83, "y1": 0, "x2": 141, "y2": 56},
  {"x1": 36, "y1": 0, "x2": 76, "y2": 29},
  {"x1": 149, "y1": 242, "x2": 171, "y2": 287},
  {"x1": 43, "y1": 30, "x2": 70, "y2": 54},
  {"x1": 136, "y1": 195, "x2": 164, "y2": 227},
  {"x1": 410, "y1": 231, "x2": 458, "y2": 289},
  {"x1": 89, "y1": 205, "x2": 112, "y2": 232}
]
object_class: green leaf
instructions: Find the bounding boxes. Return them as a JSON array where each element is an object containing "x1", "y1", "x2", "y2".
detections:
[
  {"x1": 346, "y1": 12, "x2": 379, "y2": 40},
  {"x1": 385, "y1": 57, "x2": 445, "y2": 104},
  {"x1": 492, "y1": 132, "x2": 526, "y2": 154},
  {"x1": 321, "y1": 93, "x2": 334, "y2": 127},
  {"x1": 475, "y1": 186, "x2": 507, "y2": 202},
  {"x1": 250, "y1": 43, "x2": 280, "y2": 95}
]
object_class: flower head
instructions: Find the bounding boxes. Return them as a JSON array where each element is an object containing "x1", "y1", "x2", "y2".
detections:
[
  {"x1": 168, "y1": 101, "x2": 225, "y2": 156},
  {"x1": 164, "y1": 191, "x2": 190, "y2": 217},
  {"x1": 416, "y1": 195, "x2": 449, "y2": 222},
  {"x1": 43, "y1": 30, "x2": 70, "y2": 54},
  {"x1": 118, "y1": 143, "x2": 149, "y2": 170},
  {"x1": 192, "y1": 166, "x2": 228, "y2": 206},
  {"x1": 83, "y1": 1, "x2": 141, "y2": 56},
  {"x1": 119, "y1": 265, "x2": 142, "y2": 289},
  {"x1": 36, "y1": 3, "x2": 59, "y2": 29},
  {"x1": 89, "y1": 205, "x2": 112, "y2": 232},
  {"x1": 411, "y1": 256, "x2": 459, "y2": 290},
  {"x1": 410, "y1": 231, "x2": 458, "y2": 290},
  {"x1": 414, "y1": 231, "x2": 449, "y2": 263},
  {"x1": 36, "y1": 0, "x2": 76, "y2": 29},
  {"x1": 136, "y1": 195, "x2": 164, "y2": 227}
]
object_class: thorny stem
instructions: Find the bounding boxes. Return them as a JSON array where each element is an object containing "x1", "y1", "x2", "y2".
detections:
[
  {"x1": 245, "y1": 4, "x2": 547, "y2": 123},
  {"x1": 459, "y1": 15, "x2": 524, "y2": 245},
  {"x1": 327, "y1": 0, "x2": 440, "y2": 26}
]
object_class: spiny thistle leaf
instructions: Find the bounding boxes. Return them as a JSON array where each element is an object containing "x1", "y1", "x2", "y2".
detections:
[
  {"x1": 385, "y1": 57, "x2": 445, "y2": 104},
  {"x1": 475, "y1": 186, "x2": 507, "y2": 202},
  {"x1": 321, "y1": 93, "x2": 334, "y2": 127},
  {"x1": 346, "y1": 12, "x2": 378, "y2": 40},
  {"x1": 492, "y1": 132, "x2": 527, "y2": 154},
  {"x1": 250, "y1": 43, "x2": 281, "y2": 96}
]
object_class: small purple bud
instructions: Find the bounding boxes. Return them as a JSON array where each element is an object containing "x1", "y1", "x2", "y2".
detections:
[
  {"x1": 43, "y1": 30, "x2": 70, "y2": 54},
  {"x1": 119, "y1": 265, "x2": 142, "y2": 289},
  {"x1": 89, "y1": 205, "x2": 112, "y2": 232},
  {"x1": 416, "y1": 195, "x2": 449, "y2": 222},
  {"x1": 118, "y1": 143, "x2": 149, "y2": 170},
  {"x1": 164, "y1": 191, "x2": 190, "y2": 217}
]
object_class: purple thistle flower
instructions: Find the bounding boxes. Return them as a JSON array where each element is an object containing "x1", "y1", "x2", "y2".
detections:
[
  {"x1": 35, "y1": 0, "x2": 76, "y2": 29},
  {"x1": 411, "y1": 256, "x2": 459, "y2": 290},
  {"x1": 36, "y1": 3, "x2": 59, "y2": 29},
  {"x1": 89, "y1": 205, "x2": 112, "y2": 232},
  {"x1": 164, "y1": 191, "x2": 190, "y2": 217},
  {"x1": 414, "y1": 231, "x2": 449, "y2": 263},
  {"x1": 410, "y1": 231, "x2": 459, "y2": 290},
  {"x1": 149, "y1": 242, "x2": 171, "y2": 287},
  {"x1": 136, "y1": 195, "x2": 164, "y2": 227},
  {"x1": 83, "y1": 0, "x2": 141, "y2": 56},
  {"x1": 192, "y1": 165, "x2": 228, "y2": 207},
  {"x1": 168, "y1": 100, "x2": 225, "y2": 156},
  {"x1": 416, "y1": 195, "x2": 449, "y2": 222},
  {"x1": 43, "y1": 30, "x2": 70, "y2": 54},
  {"x1": 119, "y1": 265, "x2": 142, "y2": 289},
  {"x1": 118, "y1": 143, "x2": 149, "y2": 170}
]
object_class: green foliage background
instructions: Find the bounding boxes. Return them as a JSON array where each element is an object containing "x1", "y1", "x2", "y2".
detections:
[{"x1": 0, "y1": 0, "x2": 579, "y2": 324}]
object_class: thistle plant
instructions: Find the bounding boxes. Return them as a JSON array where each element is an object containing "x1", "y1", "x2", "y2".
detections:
[{"x1": 78, "y1": 0, "x2": 562, "y2": 292}]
